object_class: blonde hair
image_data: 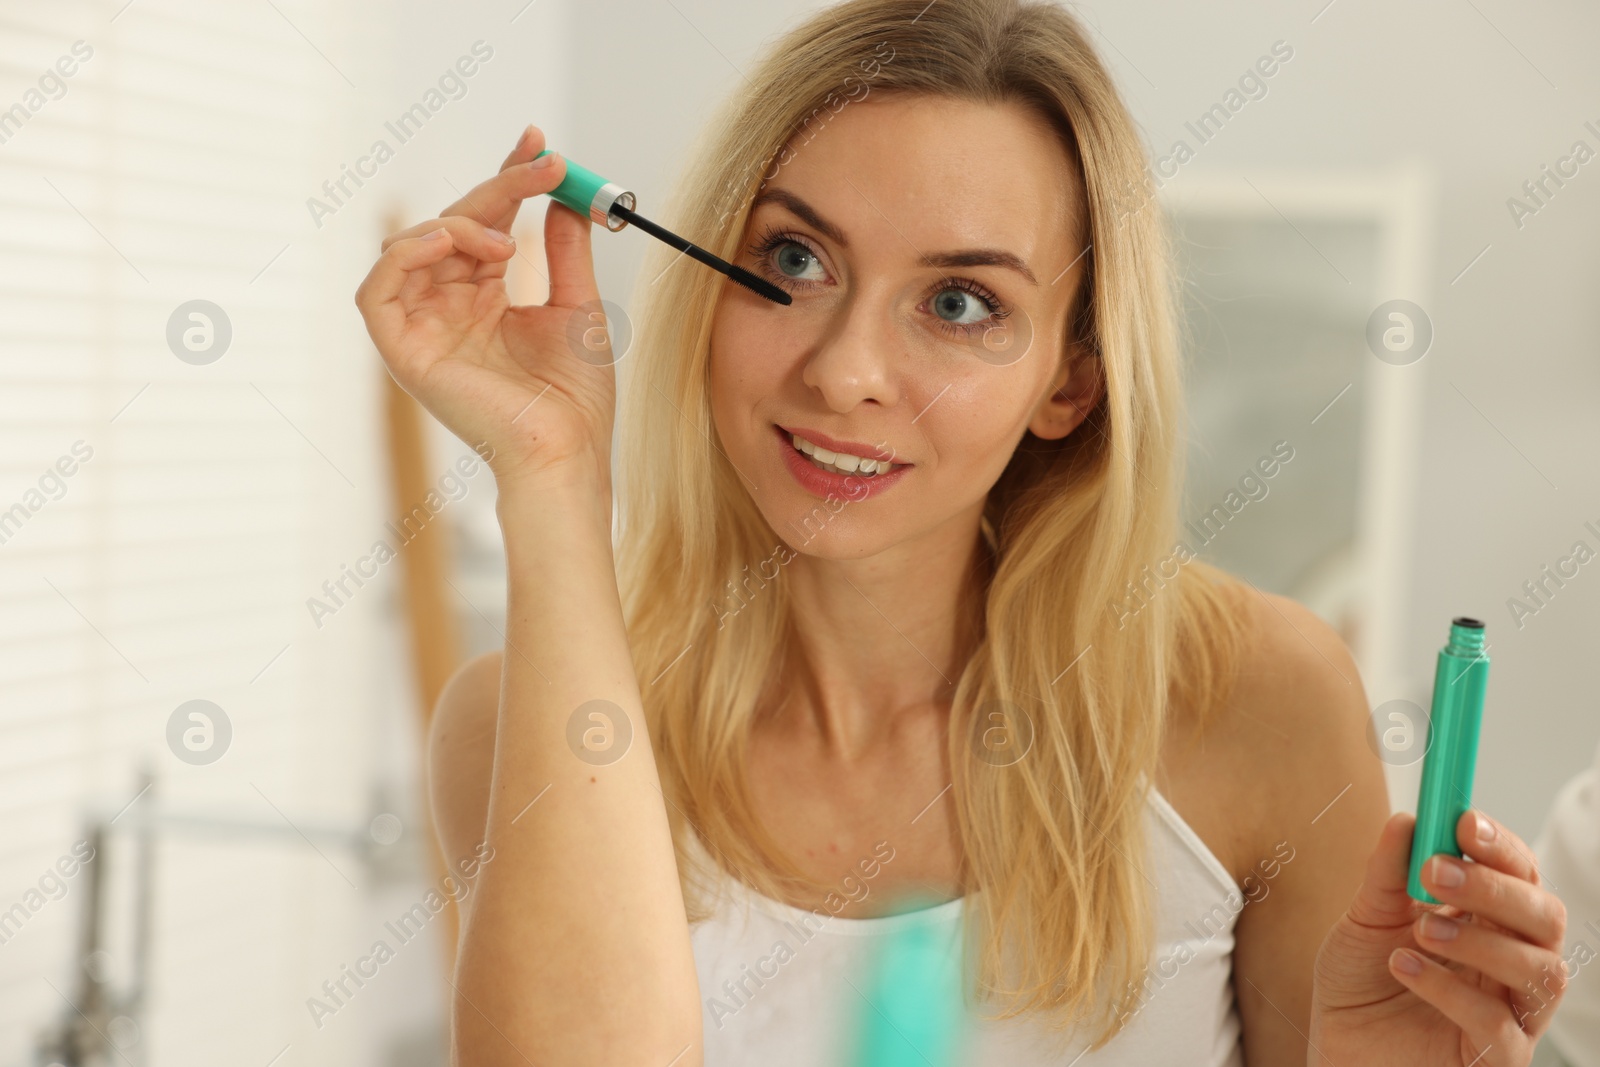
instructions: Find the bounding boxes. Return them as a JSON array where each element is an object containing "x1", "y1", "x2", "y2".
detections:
[{"x1": 615, "y1": 0, "x2": 1245, "y2": 1049}]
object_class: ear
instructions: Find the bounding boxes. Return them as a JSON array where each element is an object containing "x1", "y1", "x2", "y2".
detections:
[{"x1": 1028, "y1": 343, "x2": 1102, "y2": 441}]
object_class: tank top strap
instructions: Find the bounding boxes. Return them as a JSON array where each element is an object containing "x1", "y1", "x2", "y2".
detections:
[{"x1": 1136, "y1": 769, "x2": 1241, "y2": 898}]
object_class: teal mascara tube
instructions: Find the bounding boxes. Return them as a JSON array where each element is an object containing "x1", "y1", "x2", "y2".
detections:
[
  {"x1": 845, "y1": 911, "x2": 969, "y2": 1067},
  {"x1": 1407, "y1": 616, "x2": 1491, "y2": 904}
]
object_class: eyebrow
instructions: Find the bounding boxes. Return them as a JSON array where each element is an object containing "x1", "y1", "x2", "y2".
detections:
[
  {"x1": 749, "y1": 188, "x2": 1039, "y2": 285},
  {"x1": 752, "y1": 188, "x2": 849, "y2": 247},
  {"x1": 920, "y1": 249, "x2": 1038, "y2": 285}
]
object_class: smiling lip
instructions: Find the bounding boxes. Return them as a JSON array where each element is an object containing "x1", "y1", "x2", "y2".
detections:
[
  {"x1": 774, "y1": 424, "x2": 912, "y2": 502},
  {"x1": 778, "y1": 425, "x2": 908, "y2": 467}
]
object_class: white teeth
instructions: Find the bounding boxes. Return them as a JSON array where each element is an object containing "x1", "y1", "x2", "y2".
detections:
[{"x1": 787, "y1": 430, "x2": 893, "y2": 477}]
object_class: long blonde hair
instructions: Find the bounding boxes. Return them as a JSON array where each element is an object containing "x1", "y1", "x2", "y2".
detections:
[{"x1": 615, "y1": 0, "x2": 1245, "y2": 1049}]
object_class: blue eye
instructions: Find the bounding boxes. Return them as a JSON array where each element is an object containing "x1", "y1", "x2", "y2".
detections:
[
  {"x1": 931, "y1": 287, "x2": 989, "y2": 325},
  {"x1": 747, "y1": 228, "x2": 1010, "y2": 334},
  {"x1": 774, "y1": 241, "x2": 825, "y2": 281}
]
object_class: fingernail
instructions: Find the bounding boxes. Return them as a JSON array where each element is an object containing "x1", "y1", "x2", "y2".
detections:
[
  {"x1": 1419, "y1": 913, "x2": 1459, "y2": 941},
  {"x1": 1475, "y1": 812, "x2": 1496, "y2": 846},
  {"x1": 1391, "y1": 949, "x2": 1423, "y2": 976},
  {"x1": 529, "y1": 151, "x2": 558, "y2": 170},
  {"x1": 487, "y1": 228, "x2": 513, "y2": 244},
  {"x1": 1429, "y1": 855, "x2": 1466, "y2": 888},
  {"x1": 516, "y1": 124, "x2": 534, "y2": 149},
  {"x1": 423, "y1": 227, "x2": 448, "y2": 240}
]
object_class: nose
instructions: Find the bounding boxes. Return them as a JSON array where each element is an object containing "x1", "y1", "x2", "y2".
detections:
[{"x1": 799, "y1": 288, "x2": 902, "y2": 413}]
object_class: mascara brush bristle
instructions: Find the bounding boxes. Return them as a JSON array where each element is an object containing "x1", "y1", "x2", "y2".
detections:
[{"x1": 727, "y1": 265, "x2": 793, "y2": 305}]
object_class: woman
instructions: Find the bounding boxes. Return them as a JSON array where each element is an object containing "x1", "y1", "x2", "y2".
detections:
[{"x1": 353, "y1": 0, "x2": 1569, "y2": 1063}]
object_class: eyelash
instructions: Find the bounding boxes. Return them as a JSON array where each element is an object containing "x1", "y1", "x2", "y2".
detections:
[{"x1": 745, "y1": 225, "x2": 1011, "y2": 337}]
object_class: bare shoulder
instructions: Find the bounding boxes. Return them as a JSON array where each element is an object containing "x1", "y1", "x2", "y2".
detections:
[
  {"x1": 429, "y1": 648, "x2": 504, "y2": 876},
  {"x1": 1226, "y1": 588, "x2": 1387, "y2": 838},
  {"x1": 1160, "y1": 586, "x2": 1390, "y2": 885},
  {"x1": 1185, "y1": 590, "x2": 1393, "y2": 1064}
]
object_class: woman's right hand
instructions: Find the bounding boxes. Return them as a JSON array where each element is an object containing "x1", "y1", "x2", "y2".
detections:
[{"x1": 354, "y1": 124, "x2": 617, "y2": 493}]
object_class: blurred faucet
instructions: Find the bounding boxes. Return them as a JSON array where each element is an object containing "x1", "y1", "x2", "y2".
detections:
[{"x1": 32, "y1": 770, "x2": 416, "y2": 1067}]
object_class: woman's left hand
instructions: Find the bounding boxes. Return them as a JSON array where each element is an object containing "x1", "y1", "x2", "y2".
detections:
[{"x1": 1308, "y1": 808, "x2": 1569, "y2": 1066}]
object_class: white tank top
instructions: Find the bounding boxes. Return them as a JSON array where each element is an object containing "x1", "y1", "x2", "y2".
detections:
[{"x1": 686, "y1": 777, "x2": 1245, "y2": 1066}]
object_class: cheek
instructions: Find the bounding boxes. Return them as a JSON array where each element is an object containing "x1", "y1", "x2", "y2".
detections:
[
  {"x1": 916, "y1": 372, "x2": 1045, "y2": 485},
  {"x1": 707, "y1": 314, "x2": 777, "y2": 473},
  {"x1": 711, "y1": 308, "x2": 780, "y2": 384},
  {"x1": 709, "y1": 306, "x2": 809, "y2": 425}
]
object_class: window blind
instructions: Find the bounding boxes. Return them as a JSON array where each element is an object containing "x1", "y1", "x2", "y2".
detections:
[{"x1": 0, "y1": 2, "x2": 391, "y2": 1065}]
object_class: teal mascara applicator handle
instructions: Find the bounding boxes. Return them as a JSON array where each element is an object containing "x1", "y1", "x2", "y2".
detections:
[
  {"x1": 537, "y1": 151, "x2": 635, "y2": 230},
  {"x1": 532, "y1": 148, "x2": 791, "y2": 306}
]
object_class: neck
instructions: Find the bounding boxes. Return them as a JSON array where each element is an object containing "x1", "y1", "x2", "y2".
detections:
[{"x1": 771, "y1": 501, "x2": 992, "y2": 761}]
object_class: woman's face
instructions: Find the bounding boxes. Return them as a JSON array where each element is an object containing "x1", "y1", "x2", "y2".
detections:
[{"x1": 708, "y1": 93, "x2": 1098, "y2": 559}]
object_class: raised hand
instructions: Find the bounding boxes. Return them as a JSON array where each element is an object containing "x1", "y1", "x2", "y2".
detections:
[
  {"x1": 1308, "y1": 808, "x2": 1569, "y2": 1066},
  {"x1": 354, "y1": 124, "x2": 618, "y2": 492}
]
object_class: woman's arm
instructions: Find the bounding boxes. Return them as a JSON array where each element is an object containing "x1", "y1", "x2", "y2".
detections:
[
  {"x1": 355, "y1": 123, "x2": 701, "y2": 1066},
  {"x1": 428, "y1": 649, "x2": 500, "y2": 913},
  {"x1": 428, "y1": 493, "x2": 702, "y2": 1065},
  {"x1": 1225, "y1": 592, "x2": 1392, "y2": 1066},
  {"x1": 451, "y1": 480, "x2": 701, "y2": 1065}
]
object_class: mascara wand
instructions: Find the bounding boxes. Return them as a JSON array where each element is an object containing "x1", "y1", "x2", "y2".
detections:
[{"x1": 533, "y1": 149, "x2": 791, "y2": 306}]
